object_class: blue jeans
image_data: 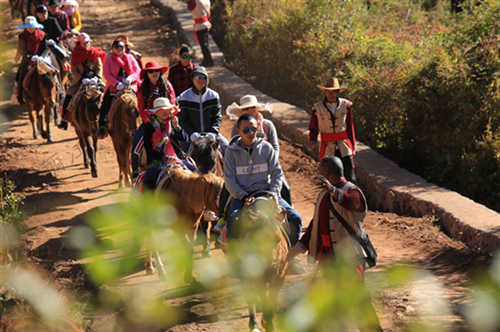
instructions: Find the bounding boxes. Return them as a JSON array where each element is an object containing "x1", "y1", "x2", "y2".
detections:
[{"x1": 227, "y1": 195, "x2": 302, "y2": 246}]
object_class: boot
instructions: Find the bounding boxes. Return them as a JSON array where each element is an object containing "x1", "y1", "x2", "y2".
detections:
[{"x1": 58, "y1": 120, "x2": 68, "y2": 130}]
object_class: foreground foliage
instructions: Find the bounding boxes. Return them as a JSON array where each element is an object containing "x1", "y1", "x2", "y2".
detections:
[{"x1": 220, "y1": 0, "x2": 500, "y2": 211}]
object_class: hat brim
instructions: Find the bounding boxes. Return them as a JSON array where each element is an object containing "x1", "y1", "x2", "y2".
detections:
[
  {"x1": 60, "y1": 0, "x2": 79, "y2": 8},
  {"x1": 226, "y1": 102, "x2": 273, "y2": 120},
  {"x1": 317, "y1": 85, "x2": 347, "y2": 93},
  {"x1": 146, "y1": 105, "x2": 179, "y2": 115},
  {"x1": 17, "y1": 23, "x2": 44, "y2": 30},
  {"x1": 140, "y1": 66, "x2": 169, "y2": 80}
]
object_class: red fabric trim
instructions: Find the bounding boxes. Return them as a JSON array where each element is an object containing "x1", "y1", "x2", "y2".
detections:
[
  {"x1": 193, "y1": 16, "x2": 209, "y2": 44},
  {"x1": 71, "y1": 44, "x2": 106, "y2": 67}
]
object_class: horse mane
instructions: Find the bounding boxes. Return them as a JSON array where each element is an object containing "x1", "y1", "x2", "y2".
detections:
[
  {"x1": 41, "y1": 72, "x2": 55, "y2": 89},
  {"x1": 191, "y1": 137, "x2": 217, "y2": 174},
  {"x1": 108, "y1": 92, "x2": 138, "y2": 133},
  {"x1": 166, "y1": 170, "x2": 223, "y2": 214}
]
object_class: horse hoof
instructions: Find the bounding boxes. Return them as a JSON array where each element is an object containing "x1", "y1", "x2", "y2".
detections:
[
  {"x1": 41, "y1": 131, "x2": 48, "y2": 139},
  {"x1": 47, "y1": 135, "x2": 53, "y2": 143},
  {"x1": 91, "y1": 170, "x2": 99, "y2": 178},
  {"x1": 33, "y1": 134, "x2": 40, "y2": 140},
  {"x1": 84, "y1": 163, "x2": 90, "y2": 169},
  {"x1": 145, "y1": 266, "x2": 156, "y2": 275}
]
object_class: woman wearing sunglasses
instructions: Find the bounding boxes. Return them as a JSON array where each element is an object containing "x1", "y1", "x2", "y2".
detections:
[
  {"x1": 168, "y1": 44, "x2": 197, "y2": 97},
  {"x1": 131, "y1": 61, "x2": 177, "y2": 179},
  {"x1": 97, "y1": 37, "x2": 141, "y2": 138}
]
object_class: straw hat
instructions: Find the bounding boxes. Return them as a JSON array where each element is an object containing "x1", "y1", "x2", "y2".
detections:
[
  {"x1": 114, "y1": 35, "x2": 134, "y2": 48},
  {"x1": 140, "y1": 61, "x2": 169, "y2": 80},
  {"x1": 226, "y1": 95, "x2": 273, "y2": 120},
  {"x1": 317, "y1": 77, "x2": 347, "y2": 93},
  {"x1": 147, "y1": 98, "x2": 179, "y2": 115},
  {"x1": 17, "y1": 16, "x2": 44, "y2": 30}
]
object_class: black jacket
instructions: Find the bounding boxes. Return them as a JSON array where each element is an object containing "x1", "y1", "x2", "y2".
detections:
[{"x1": 38, "y1": 17, "x2": 63, "y2": 44}]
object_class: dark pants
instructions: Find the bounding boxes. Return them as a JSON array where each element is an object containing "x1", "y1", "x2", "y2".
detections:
[
  {"x1": 98, "y1": 89, "x2": 113, "y2": 127},
  {"x1": 227, "y1": 194, "x2": 302, "y2": 246},
  {"x1": 195, "y1": 29, "x2": 213, "y2": 65},
  {"x1": 17, "y1": 64, "x2": 28, "y2": 105},
  {"x1": 143, "y1": 167, "x2": 161, "y2": 190},
  {"x1": 335, "y1": 150, "x2": 356, "y2": 184},
  {"x1": 61, "y1": 95, "x2": 73, "y2": 119},
  {"x1": 131, "y1": 123, "x2": 145, "y2": 174}
]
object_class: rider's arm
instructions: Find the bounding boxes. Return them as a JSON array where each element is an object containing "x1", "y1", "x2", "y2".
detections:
[
  {"x1": 346, "y1": 102, "x2": 356, "y2": 151},
  {"x1": 335, "y1": 187, "x2": 365, "y2": 213},
  {"x1": 308, "y1": 108, "x2": 319, "y2": 143},
  {"x1": 16, "y1": 33, "x2": 26, "y2": 63},
  {"x1": 177, "y1": 93, "x2": 194, "y2": 136},
  {"x1": 266, "y1": 121, "x2": 280, "y2": 154},
  {"x1": 126, "y1": 54, "x2": 141, "y2": 84},
  {"x1": 166, "y1": 80, "x2": 176, "y2": 106},
  {"x1": 37, "y1": 36, "x2": 48, "y2": 57},
  {"x1": 94, "y1": 57, "x2": 103, "y2": 82},
  {"x1": 71, "y1": 9, "x2": 81, "y2": 33},
  {"x1": 144, "y1": 122, "x2": 164, "y2": 165},
  {"x1": 52, "y1": 18, "x2": 63, "y2": 44},
  {"x1": 209, "y1": 94, "x2": 222, "y2": 134},
  {"x1": 267, "y1": 145, "x2": 283, "y2": 197},
  {"x1": 223, "y1": 150, "x2": 248, "y2": 200}
]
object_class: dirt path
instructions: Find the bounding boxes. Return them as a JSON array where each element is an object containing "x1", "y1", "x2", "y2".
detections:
[{"x1": 0, "y1": 1, "x2": 489, "y2": 331}]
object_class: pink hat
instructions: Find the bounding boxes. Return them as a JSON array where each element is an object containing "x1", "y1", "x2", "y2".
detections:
[
  {"x1": 60, "y1": 0, "x2": 79, "y2": 8},
  {"x1": 76, "y1": 32, "x2": 92, "y2": 44}
]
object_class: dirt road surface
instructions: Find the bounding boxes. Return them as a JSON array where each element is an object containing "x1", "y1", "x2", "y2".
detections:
[{"x1": 0, "y1": 1, "x2": 490, "y2": 331}]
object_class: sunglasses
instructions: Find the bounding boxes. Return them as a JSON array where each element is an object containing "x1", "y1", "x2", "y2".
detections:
[
  {"x1": 114, "y1": 44, "x2": 125, "y2": 49},
  {"x1": 242, "y1": 126, "x2": 257, "y2": 135},
  {"x1": 193, "y1": 74, "x2": 207, "y2": 80},
  {"x1": 181, "y1": 54, "x2": 193, "y2": 60},
  {"x1": 147, "y1": 69, "x2": 161, "y2": 74}
]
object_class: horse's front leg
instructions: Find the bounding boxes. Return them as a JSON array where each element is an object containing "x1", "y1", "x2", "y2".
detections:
[
  {"x1": 242, "y1": 281, "x2": 260, "y2": 332},
  {"x1": 85, "y1": 134, "x2": 98, "y2": 178},
  {"x1": 26, "y1": 104, "x2": 39, "y2": 140},
  {"x1": 173, "y1": 226, "x2": 196, "y2": 285},
  {"x1": 44, "y1": 106, "x2": 53, "y2": 142}
]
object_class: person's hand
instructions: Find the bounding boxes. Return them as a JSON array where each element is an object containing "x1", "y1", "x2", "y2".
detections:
[
  {"x1": 287, "y1": 246, "x2": 302, "y2": 262},
  {"x1": 47, "y1": 39, "x2": 56, "y2": 46},
  {"x1": 122, "y1": 76, "x2": 133, "y2": 85},
  {"x1": 307, "y1": 141, "x2": 317, "y2": 151},
  {"x1": 314, "y1": 175, "x2": 336, "y2": 194},
  {"x1": 244, "y1": 197, "x2": 255, "y2": 208},
  {"x1": 116, "y1": 82, "x2": 126, "y2": 90},
  {"x1": 171, "y1": 115, "x2": 178, "y2": 128}
]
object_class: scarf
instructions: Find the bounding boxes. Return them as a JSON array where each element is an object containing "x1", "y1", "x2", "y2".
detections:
[
  {"x1": 23, "y1": 29, "x2": 45, "y2": 56},
  {"x1": 149, "y1": 115, "x2": 176, "y2": 158},
  {"x1": 111, "y1": 53, "x2": 134, "y2": 77},
  {"x1": 145, "y1": 81, "x2": 166, "y2": 109},
  {"x1": 72, "y1": 44, "x2": 106, "y2": 66},
  {"x1": 62, "y1": 6, "x2": 75, "y2": 17}
]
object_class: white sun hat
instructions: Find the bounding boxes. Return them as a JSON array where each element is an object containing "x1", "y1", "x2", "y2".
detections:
[{"x1": 226, "y1": 95, "x2": 273, "y2": 120}]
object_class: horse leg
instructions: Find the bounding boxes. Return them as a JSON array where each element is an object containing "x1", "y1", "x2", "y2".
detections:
[
  {"x1": 90, "y1": 133, "x2": 99, "y2": 177},
  {"x1": 85, "y1": 134, "x2": 98, "y2": 178},
  {"x1": 173, "y1": 226, "x2": 196, "y2": 285},
  {"x1": 27, "y1": 104, "x2": 39, "y2": 139},
  {"x1": 123, "y1": 144, "x2": 132, "y2": 186},
  {"x1": 111, "y1": 140, "x2": 125, "y2": 188},
  {"x1": 44, "y1": 105, "x2": 53, "y2": 142},
  {"x1": 75, "y1": 130, "x2": 89, "y2": 168},
  {"x1": 242, "y1": 281, "x2": 260, "y2": 332}
]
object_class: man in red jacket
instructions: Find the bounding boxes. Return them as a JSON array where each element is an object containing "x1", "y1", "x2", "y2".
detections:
[{"x1": 308, "y1": 78, "x2": 356, "y2": 183}]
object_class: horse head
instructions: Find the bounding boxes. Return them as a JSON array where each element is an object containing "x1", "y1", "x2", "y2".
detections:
[
  {"x1": 82, "y1": 82, "x2": 102, "y2": 118},
  {"x1": 36, "y1": 57, "x2": 59, "y2": 108},
  {"x1": 190, "y1": 134, "x2": 219, "y2": 174}
]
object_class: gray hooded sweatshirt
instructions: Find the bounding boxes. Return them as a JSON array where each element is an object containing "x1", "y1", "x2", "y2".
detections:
[{"x1": 224, "y1": 133, "x2": 283, "y2": 200}]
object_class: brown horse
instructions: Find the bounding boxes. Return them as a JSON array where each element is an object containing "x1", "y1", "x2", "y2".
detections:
[
  {"x1": 222, "y1": 192, "x2": 289, "y2": 332},
  {"x1": 145, "y1": 169, "x2": 224, "y2": 283},
  {"x1": 23, "y1": 57, "x2": 60, "y2": 142},
  {"x1": 106, "y1": 88, "x2": 139, "y2": 188},
  {"x1": 70, "y1": 82, "x2": 102, "y2": 178}
]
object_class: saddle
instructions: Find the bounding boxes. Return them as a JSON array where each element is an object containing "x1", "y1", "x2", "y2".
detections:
[{"x1": 22, "y1": 65, "x2": 36, "y2": 92}]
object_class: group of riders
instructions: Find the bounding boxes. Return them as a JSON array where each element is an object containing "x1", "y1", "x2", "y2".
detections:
[{"x1": 13, "y1": 1, "x2": 384, "y2": 329}]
